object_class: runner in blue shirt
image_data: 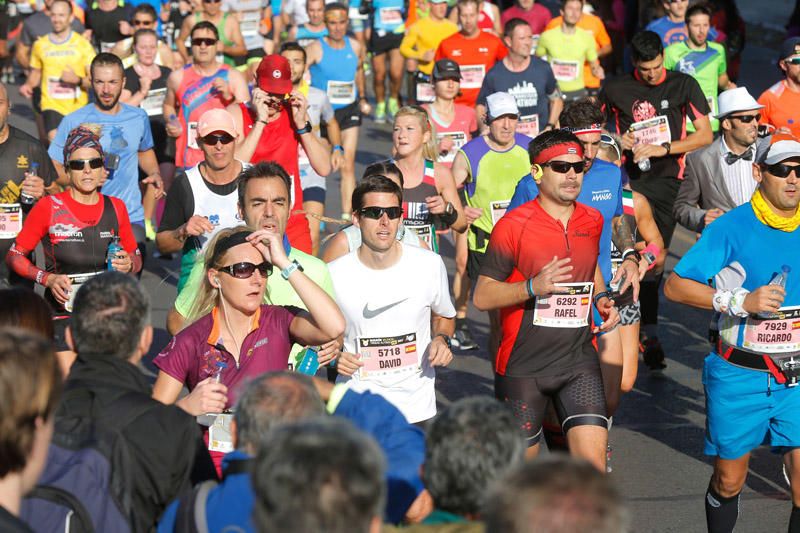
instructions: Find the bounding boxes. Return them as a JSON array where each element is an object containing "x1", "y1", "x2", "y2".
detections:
[
  {"x1": 665, "y1": 139, "x2": 800, "y2": 533},
  {"x1": 645, "y1": 0, "x2": 719, "y2": 47}
]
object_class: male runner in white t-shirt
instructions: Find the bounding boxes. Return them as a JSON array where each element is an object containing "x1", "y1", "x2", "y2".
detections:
[{"x1": 328, "y1": 175, "x2": 456, "y2": 423}]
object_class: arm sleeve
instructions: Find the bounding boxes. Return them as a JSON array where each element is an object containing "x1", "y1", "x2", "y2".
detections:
[
  {"x1": 138, "y1": 111, "x2": 155, "y2": 151},
  {"x1": 672, "y1": 219, "x2": 732, "y2": 283},
  {"x1": 153, "y1": 331, "x2": 196, "y2": 383},
  {"x1": 475, "y1": 70, "x2": 493, "y2": 108},
  {"x1": 48, "y1": 117, "x2": 71, "y2": 164},
  {"x1": 685, "y1": 77, "x2": 712, "y2": 122},
  {"x1": 534, "y1": 33, "x2": 548, "y2": 58},
  {"x1": 506, "y1": 174, "x2": 538, "y2": 212},
  {"x1": 718, "y1": 45, "x2": 727, "y2": 76},
  {"x1": 663, "y1": 47, "x2": 676, "y2": 70},
  {"x1": 30, "y1": 41, "x2": 42, "y2": 70},
  {"x1": 545, "y1": 64, "x2": 558, "y2": 97},
  {"x1": 585, "y1": 32, "x2": 598, "y2": 61},
  {"x1": 479, "y1": 216, "x2": 520, "y2": 281},
  {"x1": 595, "y1": 18, "x2": 611, "y2": 48},
  {"x1": 398, "y1": 26, "x2": 421, "y2": 60},
  {"x1": 20, "y1": 21, "x2": 33, "y2": 46},
  {"x1": 13, "y1": 197, "x2": 50, "y2": 251},
  {"x1": 614, "y1": 178, "x2": 623, "y2": 217},
  {"x1": 431, "y1": 255, "x2": 456, "y2": 318}
]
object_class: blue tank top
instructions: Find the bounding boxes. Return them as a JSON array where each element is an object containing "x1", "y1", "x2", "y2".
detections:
[
  {"x1": 296, "y1": 24, "x2": 328, "y2": 47},
  {"x1": 309, "y1": 38, "x2": 359, "y2": 110},
  {"x1": 372, "y1": 0, "x2": 405, "y2": 33}
]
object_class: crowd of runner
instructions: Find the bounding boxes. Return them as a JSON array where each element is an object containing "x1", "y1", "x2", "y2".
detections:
[{"x1": 0, "y1": 0, "x2": 799, "y2": 531}]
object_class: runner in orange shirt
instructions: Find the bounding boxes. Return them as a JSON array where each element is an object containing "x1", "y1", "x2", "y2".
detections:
[{"x1": 758, "y1": 37, "x2": 800, "y2": 139}]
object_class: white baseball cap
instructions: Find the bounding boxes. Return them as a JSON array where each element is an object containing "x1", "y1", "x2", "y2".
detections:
[
  {"x1": 758, "y1": 139, "x2": 800, "y2": 165},
  {"x1": 487, "y1": 92, "x2": 519, "y2": 121},
  {"x1": 715, "y1": 87, "x2": 764, "y2": 120}
]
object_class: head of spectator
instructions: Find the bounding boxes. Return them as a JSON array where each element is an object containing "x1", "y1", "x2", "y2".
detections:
[
  {"x1": 685, "y1": 3, "x2": 712, "y2": 48},
  {"x1": 778, "y1": 37, "x2": 800, "y2": 85},
  {"x1": 130, "y1": 4, "x2": 158, "y2": 31},
  {"x1": 662, "y1": 0, "x2": 688, "y2": 21},
  {"x1": 716, "y1": 87, "x2": 764, "y2": 152},
  {"x1": 486, "y1": 92, "x2": 520, "y2": 147},
  {"x1": 0, "y1": 329, "x2": 62, "y2": 521},
  {"x1": 483, "y1": 455, "x2": 629, "y2": 533},
  {"x1": 432, "y1": 59, "x2": 461, "y2": 103},
  {"x1": 560, "y1": 98, "x2": 606, "y2": 170},
  {"x1": 197, "y1": 109, "x2": 239, "y2": 171},
  {"x1": 306, "y1": 0, "x2": 325, "y2": 26},
  {"x1": 280, "y1": 42, "x2": 307, "y2": 86},
  {"x1": 236, "y1": 161, "x2": 293, "y2": 237},
  {"x1": 363, "y1": 160, "x2": 405, "y2": 188},
  {"x1": 133, "y1": 29, "x2": 159, "y2": 67},
  {"x1": 48, "y1": 0, "x2": 74, "y2": 36},
  {"x1": 504, "y1": 19, "x2": 533, "y2": 60},
  {"x1": 597, "y1": 131, "x2": 622, "y2": 166},
  {"x1": 392, "y1": 105, "x2": 438, "y2": 162},
  {"x1": 190, "y1": 21, "x2": 222, "y2": 67},
  {"x1": 631, "y1": 31, "x2": 665, "y2": 86},
  {"x1": 423, "y1": 397, "x2": 525, "y2": 519},
  {"x1": 0, "y1": 287, "x2": 54, "y2": 341},
  {"x1": 457, "y1": 0, "x2": 481, "y2": 37},
  {"x1": 255, "y1": 54, "x2": 293, "y2": 118},
  {"x1": 561, "y1": 0, "x2": 583, "y2": 28},
  {"x1": 753, "y1": 139, "x2": 800, "y2": 217},
  {"x1": 252, "y1": 418, "x2": 386, "y2": 533},
  {"x1": 528, "y1": 129, "x2": 586, "y2": 205},
  {"x1": 351, "y1": 176, "x2": 404, "y2": 253},
  {"x1": 62, "y1": 125, "x2": 107, "y2": 196},
  {"x1": 67, "y1": 272, "x2": 152, "y2": 364},
  {"x1": 233, "y1": 371, "x2": 325, "y2": 453},
  {"x1": 323, "y1": 3, "x2": 349, "y2": 43},
  {"x1": 90, "y1": 53, "x2": 125, "y2": 112}
]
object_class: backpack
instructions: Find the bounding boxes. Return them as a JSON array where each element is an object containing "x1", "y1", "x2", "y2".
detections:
[
  {"x1": 20, "y1": 386, "x2": 158, "y2": 533},
  {"x1": 173, "y1": 458, "x2": 251, "y2": 533}
]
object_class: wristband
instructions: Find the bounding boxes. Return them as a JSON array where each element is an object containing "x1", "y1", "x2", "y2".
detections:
[
  {"x1": 295, "y1": 121, "x2": 312, "y2": 135},
  {"x1": 621, "y1": 248, "x2": 639, "y2": 261},
  {"x1": 526, "y1": 278, "x2": 535, "y2": 299},
  {"x1": 712, "y1": 289, "x2": 733, "y2": 314},
  {"x1": 333, "y1": 145, "x2": 344, "y2": 152},
  {"x1": 257, "y1": 119, "x2": 268, "y2": 125},
  {"x1": 728, "y1": 287, "x2": 750, "y2": 318},
  {"x1": 594, "y1": 291, "x2": 610, "y2": 305},
  {"x1": 281, "y1": 259, "x2": 305, "y2": 280}
]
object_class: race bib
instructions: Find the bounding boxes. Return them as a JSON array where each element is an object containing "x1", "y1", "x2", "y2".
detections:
[
  {"x1": 0, "y1": 203, "x2": 22, "y2": 239},
  {"x1": 65, "y1": 271, "x2": 104, "y2": 312},
  {"x1": 533, "y1": 282, "x2": 593, "y2": 328},
  {"x1": 516, "y1": 115, "x2": 539, "y2": 137},
  {"x1": 405, "y1": 221, "x2": 438, "y2": 253},
  {"x1": 379, "y1": 7, "x2": 402, "y2": 26},
  {"x1": 630, "y1": 116, "x2": 671, "y2": 147},
  {"x1": 436, "y1": 131, "x2": 467, "y2": 164},
  {"x1": 326, "y1": 80, "x2": 356, "y2": 105},
  {"x1": 141, "y1": 87, "x2": 167, "y2": 116},
  {"x1": 47, "y1": 77, "x2": 79, "y2": 100},
  {"x1": 742, "y1": 306, "x2": 800, "y2": 354},
  {"x1": 460, "y1": 65, "x2": 485, "y2": 89},
  {"x1": 187, "y1": 121, "x2": 199, "y2": 150},
  {"x1": 551, "y1": 59, "x2": 580, "y2": 81},
  {"x1": 358, "y1": 332, "x2": 419, "y2": 380},
  {"x1": 244, "y1": 31, "x2": 264, "y2": 51},
  {"x1": 490, "y1": 200, "x2": 509, "y2": 226},
  {"x1": 416, "y1": 82, "x2": 435, "y2": 103}
]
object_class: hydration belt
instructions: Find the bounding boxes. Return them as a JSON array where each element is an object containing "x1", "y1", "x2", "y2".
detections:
[{"x1": 716, "y1": 339, "x2": 800, "y2": 386}]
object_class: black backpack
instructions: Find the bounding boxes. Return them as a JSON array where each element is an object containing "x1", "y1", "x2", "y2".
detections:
[{"x1": 21, "y1": 386, "x2": 157, "y2": 533}]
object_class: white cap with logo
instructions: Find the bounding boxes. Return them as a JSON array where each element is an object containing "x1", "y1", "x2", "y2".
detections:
[{"x1": 486, "y1": 92, "x2": 519, "y2": 121}]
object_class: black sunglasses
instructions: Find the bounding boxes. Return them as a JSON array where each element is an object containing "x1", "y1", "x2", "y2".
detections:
[
  {"x1": 67, "y1": 157, "x2": 104, "y2": 171},
  {"x1": 542, "y1": 160, "x2": 587, "y2": 174},
  {"x1": 729, "y1": 114, "x2": 761, "y2": 124},
  {"x1": 201, "y1": 133, "x2": 235, "y2": 146},
  {"x1": 191, "y1": 37, "x2": 218, "y2": 47},
  {"x1": 218, "y1": 261, "x2": 273, "y2": 279},
  {"x1": 786, "y1": 57, "x2": 800, "y2": 65},
  {"x1": 132, "y1": 18, "x2": 153, "y2": 26},
  {"x1": 359, "y1": 206, "x2": 403, "y2": 219},
  {"x1": 764, "y1": 163, "x2": 800, "y2": 179}
]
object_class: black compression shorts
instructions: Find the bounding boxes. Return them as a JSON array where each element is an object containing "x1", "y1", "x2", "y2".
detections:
[{"x1": 495, "y1": 362, "x2": 608, "y2": 447}]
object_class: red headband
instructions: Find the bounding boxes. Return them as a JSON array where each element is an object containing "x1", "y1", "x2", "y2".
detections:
[{"x1": 533, "y1": 142, "x2": 584, "y2": 165}]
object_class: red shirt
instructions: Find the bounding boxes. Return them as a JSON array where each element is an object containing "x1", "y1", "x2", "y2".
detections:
[
  {"x1": 435, "y1": 31, "x2": 507, "y2": 107},
  {"x1": 500, "y1": 4, "x2": 552, "y2": 35}
]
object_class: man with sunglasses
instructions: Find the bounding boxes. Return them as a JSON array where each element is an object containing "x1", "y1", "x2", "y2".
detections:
[
  {"x1": 110, "y1": 4, "x2": 174, "y2": 69},
  {"x1": 473, "y1": 129, "x2": 619, "y2": 470},
  {"x1": 675, "y1": 87, "x2": 768, "y2": 234},
  {"x1": 329, "y1": 175, "x2": 456, "y2": 425},
  {"x1": 758, "y1": 37, "x2": 800, "y2": 140},
  {"x1": 156, "y1": 108, "x2": 245, "y2": 294},
  {"x1": 665, "y1": 139, "x2": 800, "y2": 533},
  {"x1": 164, "y1": 21, "x2": 250, "y2": 169},
  {"x1": 175, "y1": 0, "x2": 247, "y2": 66}
]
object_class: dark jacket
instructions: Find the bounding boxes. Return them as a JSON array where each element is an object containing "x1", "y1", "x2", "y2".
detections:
[{"x1": 61, "y1": 353, "x2": 216, "y2": 532}]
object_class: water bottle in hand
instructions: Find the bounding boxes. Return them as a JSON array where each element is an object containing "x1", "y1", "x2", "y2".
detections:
[
  {"x1": 106, "y1": 235, "x2": 123, "y2": 271},
  {"x1": 20, "y1": 162, "x2": 38, "y2": 205},
  {"x1": 758, "y1": 265, "x2": 790, "y2": 319},
  {"x1": 296, "y1": 347, "x2": 320, "y2": 375},
  {"x1": 637, "y1": 158, "x2": 651, "y2": 172}
]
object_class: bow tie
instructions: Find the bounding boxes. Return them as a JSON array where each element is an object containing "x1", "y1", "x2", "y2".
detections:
[{"x1": 724, "y1": 148, "x2": 754, "y2": 165}]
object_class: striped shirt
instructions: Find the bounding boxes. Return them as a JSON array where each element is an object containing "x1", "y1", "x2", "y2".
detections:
[{"x1": 719, "y1": 137, "x2": 757, "y2": 207}]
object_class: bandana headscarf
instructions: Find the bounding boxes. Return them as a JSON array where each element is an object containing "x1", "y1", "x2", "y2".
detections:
[
  {"x1": 63, "y1": 126, "x2": 104, "y2": 165},
  {"x1": 751, "y1": 188, "x2": 800, "y2": 232}
]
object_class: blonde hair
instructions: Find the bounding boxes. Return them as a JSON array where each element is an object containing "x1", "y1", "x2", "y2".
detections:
[
  {"x1": 186, "y1": 226, "x2": 263, "y2": 322},
  {"x1": 393, "y1": 106, "x2": 439, "y2": 162}
]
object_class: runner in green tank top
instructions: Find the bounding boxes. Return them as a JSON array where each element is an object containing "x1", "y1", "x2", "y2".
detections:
[{"x1": 176, "y1": 6, "x2": 247, "y2": 67}]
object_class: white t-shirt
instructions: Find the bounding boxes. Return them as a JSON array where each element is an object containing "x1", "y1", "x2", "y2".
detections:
[{"x1": 329, "y1": 243, "x2": 456, "y2": 422}]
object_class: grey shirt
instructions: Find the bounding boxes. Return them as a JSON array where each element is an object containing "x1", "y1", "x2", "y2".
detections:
[{"x1": 21, "y1": 11, "x2": 85, "y2": 46}]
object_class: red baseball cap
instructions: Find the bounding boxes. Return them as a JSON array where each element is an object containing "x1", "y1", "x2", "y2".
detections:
[{"x1": 256, "y1": 55, "x2": 292, "y2": 94}]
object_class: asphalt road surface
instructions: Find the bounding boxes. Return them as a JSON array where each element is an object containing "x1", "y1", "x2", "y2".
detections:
[{"x1": 7, "y1": 8, "x2": 797, "y2": 529}]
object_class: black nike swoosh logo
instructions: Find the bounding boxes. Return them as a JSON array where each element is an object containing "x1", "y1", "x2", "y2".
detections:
[{"x1": 363, "y1": 299, "x2": 408, "y2": 319}]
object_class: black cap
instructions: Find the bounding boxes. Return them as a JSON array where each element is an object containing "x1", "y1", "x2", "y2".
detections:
[
  {"x1": 432, "y1": 59, "x2": 461, "y2": 81},
  {"x1": 780, "y1": 37, "x2": 800, "y2": 60}
]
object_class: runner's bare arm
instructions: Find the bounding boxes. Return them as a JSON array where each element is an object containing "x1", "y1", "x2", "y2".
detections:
[
  {"x1": 15, "y1": 42, "x2": 31, "y2": 70},
  {"x1": 546, "y1": 93, "x2": 563, "y2": 129},
  {"x1": 224, "y1": 16, "x2": 248, "y2": 58},
  {"x1": 163, "y1": 70, "x2": 181, "y2": 125},
  {"x1": 664, "y1": 273, "x2": 716, "y2": 310},
  {"x1": 292, "y1": 91, "x2": 332, "y2": 177},
  {"x1": 228, "y1": 96, "x2": 263, "y2": 162},
  {"x1": 473, "y1": 274, "x2": 531, "y2": 311},
  {"x1": 229, "y1": 69, "x2": 251, "y2": 103},
  {"x1": 176, "y1": 17, "x2": 193, "y2": 62},
  {"x1": 434, "y1": 163, "x2": 467, "y2": 233},
  {"x1": 353, "y1": 38, "x2": 367, "y2": 104},
  {"x1": 450, "y1": 151, "x2": 471, "y2": 187}
]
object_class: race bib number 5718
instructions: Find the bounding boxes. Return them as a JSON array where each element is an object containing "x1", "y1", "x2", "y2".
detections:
[{"x1": 358, "y1": 333, "x2": 419, "y2": 379}]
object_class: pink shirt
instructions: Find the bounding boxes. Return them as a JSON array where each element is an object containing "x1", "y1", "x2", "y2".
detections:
[
  {"x1": 424, "y1": 103, "x2": 478, "y2": 167},
  {"x1": 500, "y1": 4, "x2": 552, "y2": 35}
]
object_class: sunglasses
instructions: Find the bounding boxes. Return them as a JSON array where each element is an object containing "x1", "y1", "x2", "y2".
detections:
[
  {"x1": 600, "y1": 133, "x2": 621, "y2": 159},
  {"x1": 218, "y1": 261, "x2": 273, "y2": 279},
  {"x1": 132, "y1": 18, "x2": 154, "y2": 26},
  {"x1": 786, "y1": 57, "x2": 800, "y2": 65},
  {"x1": 359, "y1": 206, "x2": 403, "y2": 219},
  {"x1": 67, "y1": 157, "x2": 104, "y2": 171},
  {"x1": 203, "y1": 0, "x2": 222, "y2": 3},
  {"x1": 764, "y1": 163, "x2": 800, "y2": 179},
  {"x1": 542, "y1": 160, "x2": 587, "y2": 174},
  {"x1": 729, "y1": 113, "x2": 761, "y2": 124},
  {"x1": 201, "y1": 133, "x2": 235, "y2": 146},
  {"x1": 191, "y1": 37, "x2": 218, "y2": 47}
]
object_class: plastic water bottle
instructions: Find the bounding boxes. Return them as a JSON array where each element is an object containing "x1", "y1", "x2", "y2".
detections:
[
  {"x1": 296, "y1": 347, "x2": 320, "y2": 375},
  {"x1": 168, "y1": 113, "x2": 180, "y2": 131},
  {"x1": 106, "y1": 235, "x2": 123, "y2": 271},
  {"x1": 637, "y1": 158, "x2": 651, "y2": 172},
  {"x1": 213, "y1": 361, "x2": 227, "y2": 383},
  {"x1": 758, "y1": 265, "x2": 791, "y2": 319},
  {"x1": 20, "y1": 162, "x2": 38, "y2": 205}
]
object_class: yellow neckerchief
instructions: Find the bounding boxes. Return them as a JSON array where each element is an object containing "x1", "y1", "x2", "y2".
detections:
[
  {"x1": 751, "y1": 188, "x2": 800, "y2": 232},
  {"x1": 298, "y1": 80, "x2": 310, "y2": 97}
]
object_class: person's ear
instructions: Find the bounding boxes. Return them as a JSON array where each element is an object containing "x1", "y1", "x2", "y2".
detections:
[
  {"x1": 752, "y1": 163, "x2": 763, "y2": 184},
  {"x1": 208, "y1": 269, "x2": 220, "y2": 288},
  {"x1": 532, "y1": 164, "x2": 543, "y2": 182}
]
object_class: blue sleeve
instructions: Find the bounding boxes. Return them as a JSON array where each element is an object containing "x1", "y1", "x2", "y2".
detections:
[
  {"x1": 709, "y1": 27, "x2": 719, "y2": 41},
  {"x1": 507, "y1": 174, "x2": 538, "y2": 212},
  {"x1": 614, "y1": 177, "x2": 623, "y2": 217},
  {"x1": 156, "y1": 499, "x2": 179, "y2": 533},
  {"x1": 545, "y1": 64, "x2": 558, "y2": 96},
  {"x1": 138, "y1": 110, "x2": 154, "y2": 151},
  {"x1": 673, "y1": 215, "x2": 733, "y2": 284},
  {"x1": 48, "y1": 116, "x2": 73, "y2": 164},
  {"x1": 333, "y1": 389, "x2": 425, "y2": 525},
  {"x1": 476, "y1": 70, "x2": 493, "y2": 108}
]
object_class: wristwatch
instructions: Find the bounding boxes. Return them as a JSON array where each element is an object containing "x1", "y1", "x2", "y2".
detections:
[
  {"x1": 661, "y1": 142, "x2": 671, "y2": 156},
  {"x1": 281, "y1": 259, "x2": 305, "y2": 280},
  {"x1": 295, "y1": 121, "x2": 312, "y2": 135},
  {"x1": 444, "y1": 202, "x2": 455, "y2": 216},
  {"x1": 333, "y1": 145, "x2": 344, "y2": 152},
  {"x1": 434, "y1": 333, "x2": 452, "y2": 350}
]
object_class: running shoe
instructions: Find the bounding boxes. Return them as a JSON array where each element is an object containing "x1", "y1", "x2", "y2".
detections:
[
  {"x1": 453, "y1": 325, "x2": 478, "y2": 351},
  {"x1": 374, "y1": 101, "x2": 387, "y2": 124},
  {"x1": 643, "y1": 337, "x2": 667, "y2": 370},
  {"x1": 388, "y1": 97, "x2": 400, "y2": 118}
]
